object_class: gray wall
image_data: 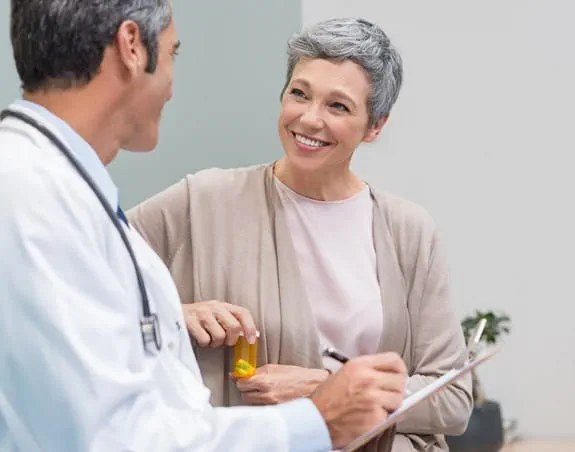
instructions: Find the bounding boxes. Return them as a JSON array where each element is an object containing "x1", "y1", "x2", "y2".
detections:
[
  {"x1": 0, "y1": 1, "x2": 301, "y2": 208},
  {"x1": 0, "y1": 2, "x2": 19, "y2": 106},
  {"x1": 109, "y1": 1, "x2": 301, "y2": 207}
]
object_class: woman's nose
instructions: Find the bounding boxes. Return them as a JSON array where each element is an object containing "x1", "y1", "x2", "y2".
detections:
[{"x1": 299, "y1": 105, "x2": 324, "y2": 130}]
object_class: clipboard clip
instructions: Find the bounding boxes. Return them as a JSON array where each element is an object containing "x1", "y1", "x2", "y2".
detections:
[{"x1": 465, "y1": 318, "x2": 487, "y2": 362}]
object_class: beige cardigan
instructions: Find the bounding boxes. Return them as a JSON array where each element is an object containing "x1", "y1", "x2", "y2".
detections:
[{"x1": 127, "y1": 163, "x2": 472, "y2": 451}]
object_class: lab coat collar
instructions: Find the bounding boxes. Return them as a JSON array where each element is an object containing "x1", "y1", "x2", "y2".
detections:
[{"x1": 8, "y1": 99, "x2": 120, "y2": 210}]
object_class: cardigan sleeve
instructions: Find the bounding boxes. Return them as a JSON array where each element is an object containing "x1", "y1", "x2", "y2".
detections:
[{"x1": 397, "y1": 225, "x2": 473, "y2": 436}]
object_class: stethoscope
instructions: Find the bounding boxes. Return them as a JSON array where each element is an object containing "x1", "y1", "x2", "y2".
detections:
[{"x1": 0, "y1": 108, "x2": 162, "y2": 353}]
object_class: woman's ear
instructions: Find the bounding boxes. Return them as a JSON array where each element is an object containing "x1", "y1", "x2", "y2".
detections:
[{"x1": 363, "y1": 115, "x2": 389, "y2": 143}]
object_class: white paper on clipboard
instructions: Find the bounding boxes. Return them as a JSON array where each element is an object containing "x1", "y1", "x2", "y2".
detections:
[{"x1": 339, "y1": 345, "x2": 502, "y2": 452}]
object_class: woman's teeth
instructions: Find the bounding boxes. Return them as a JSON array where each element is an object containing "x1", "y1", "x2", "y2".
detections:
[{"x1": 295, "y1": 133, "x2": 329, "y2": 147}]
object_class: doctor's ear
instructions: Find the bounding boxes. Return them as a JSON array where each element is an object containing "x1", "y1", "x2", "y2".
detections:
[
  {"x1": 363, "y1": 115, "x2": 389, "y2": 143},
  {"x1": 115, "y1": 20, "x2": 148, "y2": 76}
]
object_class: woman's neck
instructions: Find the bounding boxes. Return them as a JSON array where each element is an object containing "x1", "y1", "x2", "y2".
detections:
[{"x1": 273, "y1": 158, "x2": 366, "y2": 201}]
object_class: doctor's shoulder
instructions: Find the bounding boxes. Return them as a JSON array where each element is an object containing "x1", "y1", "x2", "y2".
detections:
[{"x1": 0, "y1": 135, "x2": 108, "y2": 240}]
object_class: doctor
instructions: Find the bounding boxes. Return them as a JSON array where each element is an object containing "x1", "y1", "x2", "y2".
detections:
[{"x1": 0, "y1": 1, "x2": 407, "y2": 451}]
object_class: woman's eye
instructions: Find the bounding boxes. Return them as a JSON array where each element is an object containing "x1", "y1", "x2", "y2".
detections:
[
  {"x1": 331, "y1": 102, "x2": 350, "y2": 113},
  {"x1": 290, "y1": 88, "x2": 306, "y2": 98}
]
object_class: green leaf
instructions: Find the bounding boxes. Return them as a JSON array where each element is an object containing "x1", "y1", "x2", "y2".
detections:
[{"x1": 460, "y1": 310, "x2": 511, "y2": 345}]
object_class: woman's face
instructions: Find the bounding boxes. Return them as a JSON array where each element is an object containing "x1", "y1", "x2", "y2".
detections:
[{"x1": 278, "y1": 57, "x2": 385, "y2": 174}]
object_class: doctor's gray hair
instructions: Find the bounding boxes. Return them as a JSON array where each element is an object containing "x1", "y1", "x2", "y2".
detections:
[
  {"x1": 10, "y1": 0, "x2": 172, "y2": 92},
  {"x1": 281, "y1": 18, "x2": 403, "y2": 127}
]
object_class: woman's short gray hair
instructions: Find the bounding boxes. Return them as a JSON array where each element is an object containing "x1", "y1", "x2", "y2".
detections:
[{"x1": 281, "y1": 18, "x2": 403, "y2": 127}]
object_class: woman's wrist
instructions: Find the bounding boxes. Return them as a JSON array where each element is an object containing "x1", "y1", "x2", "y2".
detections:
[
  {"x1": 303, "y1": 368, "x2": 330, "y2": 396},
  {"x1": 313, "y1": 368, "x2": 331, "y2": 382}
]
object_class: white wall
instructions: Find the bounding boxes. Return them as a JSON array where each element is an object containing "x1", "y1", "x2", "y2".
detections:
[{"x1": 303, "y1": 0, "x2": 575, "y2": 440}]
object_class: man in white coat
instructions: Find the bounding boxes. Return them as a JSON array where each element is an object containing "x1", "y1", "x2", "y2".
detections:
[{"x1": 0, "y1": 1, "x2": 408, "y2": 451}]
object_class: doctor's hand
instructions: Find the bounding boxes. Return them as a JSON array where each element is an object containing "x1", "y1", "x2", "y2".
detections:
[
  {"x1": 182, "y1": 301, "x2": 258, "y2": 348},
  {"x1": 310, "y1": 352, "x2": 407, "y2": 450},
  {"x1": 234, "y1": 364, "x2": 329, "y2": 405}
]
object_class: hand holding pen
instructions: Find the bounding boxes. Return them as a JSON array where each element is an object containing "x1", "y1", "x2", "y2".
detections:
[
  {"x1": 321, "y1": 345, "x2": 412, "y2": 397},
  {"x1": 321, "y1": 318, "x2": 488, "y2": 400}
]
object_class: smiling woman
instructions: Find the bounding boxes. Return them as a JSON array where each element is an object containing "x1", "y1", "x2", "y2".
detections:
[
  {"x1": 278, "y1": 58, "x2": 377, "y2": 173},
  {"x1": 128, "y1": 17, "x2": 472, "y2": 452}
]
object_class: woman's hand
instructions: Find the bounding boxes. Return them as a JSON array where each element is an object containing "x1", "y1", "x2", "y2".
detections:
[
  {"x1": 234, "y1": 364, "x2": 329, "y2": 405},
  {"x1": 182, "y1": 300, "x2": 257, "y2": 348}
]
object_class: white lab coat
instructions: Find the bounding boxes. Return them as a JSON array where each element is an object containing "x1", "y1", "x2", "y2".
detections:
[{"x1": 0, "y1": 101, "x2": 331, "y2": 452}]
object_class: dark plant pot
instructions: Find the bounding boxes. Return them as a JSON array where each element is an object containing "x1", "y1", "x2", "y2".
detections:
[{"x1": 446, "y1": 400, "x2": 504, "y2": 452}]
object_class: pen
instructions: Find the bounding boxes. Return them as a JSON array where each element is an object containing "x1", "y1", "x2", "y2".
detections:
[
  {"x1": 322, "y1": 345, "x2": 349, "y2": 364},
  {"x1": 321, "y1": 345, "x2": 412, "y2": 397}
]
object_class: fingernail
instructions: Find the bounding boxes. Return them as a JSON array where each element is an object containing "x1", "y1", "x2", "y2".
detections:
[{"x1": 248, "y1": 330, "x2": 260, "y2": 344}]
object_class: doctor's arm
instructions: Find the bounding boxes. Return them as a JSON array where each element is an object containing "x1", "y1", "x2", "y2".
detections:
[{"x1": 0, "y1": 169, "x2": 331, "y2": 452}]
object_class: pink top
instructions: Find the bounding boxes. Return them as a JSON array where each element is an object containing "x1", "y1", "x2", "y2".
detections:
[{"x1": 275, "y1": 178, "x2": 383, "y2": 371}]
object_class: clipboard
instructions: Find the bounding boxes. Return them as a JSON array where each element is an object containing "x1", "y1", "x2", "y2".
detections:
[{"x1": 339, "y1": 345, "x2": 502, "y2": 452}]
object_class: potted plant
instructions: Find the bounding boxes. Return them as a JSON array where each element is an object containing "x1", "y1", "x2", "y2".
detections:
[{"x1": 446, "y1": 310, "x2": 511, "y2": 452}]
